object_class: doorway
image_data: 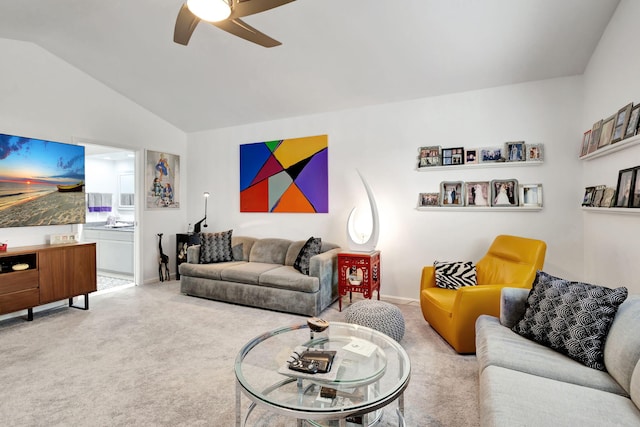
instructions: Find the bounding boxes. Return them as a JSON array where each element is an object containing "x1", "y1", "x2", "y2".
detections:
[{"x1": 79, "y1": 141, "x2": 138, "y2": 292}]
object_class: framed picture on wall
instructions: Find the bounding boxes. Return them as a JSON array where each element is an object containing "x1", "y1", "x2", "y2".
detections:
[
  {"x1": 145, "y1": 150, "x2": 180, "y2": 209},
  {"x1": 490, "y1": 179, "x2": 518, "y2": 206},
  {"x1": 417, "y1": 146, "x2": 441, "y2": 168},
  {"x1": 465, "y1": 149, "x2": 478, "y2": 164},
  {"x1": 418, "y1": 193, "x2": 440, "y2": 207},
  {"x1": 519, "y1": 184, "x2": 543, "y2": 207},
  {"x1": 465, "y1": 181, "x2": 490, "y2": 207},
  {"x1": 439, "y1": 181, "x2": 464, "y2": 206},
  {"x1": 612, "y1": 103, "x2": 633, "y2": 144},
  {"x1": 601, "y1": 187, "x2": 616, "y2": 208},
  {"x1": 582, "y1": 186, "x2": 596, "y2": 207},
  {"x1": 624, "y1": 104, "x2": 640, "y2": 139},
  {"x1": 579, "y1": 130, "x2": 591, "y2": 157},
  {"x1": 526, "y1": 143, "x2": 544, "y2": 162},
  {"x1": 597, "y1": 114, "x2": 616, "y2": 149},
  {"x1": 614, "y1": 167, "x2": 635, "y2": 208},
  {"x1": 591, "y1": 185, "x2": 606, "y2": 207},
  {"x1": 632, "y1": 167, "x2": 640, "y2": 208},
  {"x1": 505, "y1": 141, "x2": 525, "y2": 162},
  {"x1": 479, "y1": 146, "x2": 504, "y2": 163},
  {"x1": 587, "y1": 119, "x2": 602, "y2": 154},
  {"x1": 441, "y1": 147, "x2": 464, "y2": 165}
]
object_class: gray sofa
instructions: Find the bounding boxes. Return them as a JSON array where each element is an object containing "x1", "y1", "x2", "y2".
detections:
[
  {"x1": 178, "y1": 236, "x2": 340, "y2": 316},
  {"x1": 476, "y1": 287, "x2": 640, "y2": 426}
]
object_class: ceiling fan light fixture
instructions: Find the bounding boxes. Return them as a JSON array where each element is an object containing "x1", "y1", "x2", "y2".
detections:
[{"x1": 187, "y1": 0, "x2": 231, "y2": 22}]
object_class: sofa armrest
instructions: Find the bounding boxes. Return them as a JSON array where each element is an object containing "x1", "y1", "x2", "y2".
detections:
[
  {"x1": 309, "y1": 248, "x2": 340, "y2": 286},
  {"x1": 499, "y1": 287, "x2": 530, "y2": 328},
  {"x1": 186, "y1": 244, "x2": 201, "y2": 264}
]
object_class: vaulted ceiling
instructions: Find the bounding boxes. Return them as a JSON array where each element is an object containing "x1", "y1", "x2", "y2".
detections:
[{"x1": 0, "y1": 0, "x2": 620, "y2": 132}]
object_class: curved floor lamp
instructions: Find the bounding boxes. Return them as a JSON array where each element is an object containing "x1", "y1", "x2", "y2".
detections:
[
  {"x1": 346, "y1": 170, "x2": 379, "y2": 252},
  {"x1": 193, "y1": 192, "x2": 210, "y2": 233}
]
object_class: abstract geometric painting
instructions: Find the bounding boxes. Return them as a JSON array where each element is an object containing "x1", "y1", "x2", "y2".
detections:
[{"x1": 240, "y1": 135, "x2": 328, "y2": 213}]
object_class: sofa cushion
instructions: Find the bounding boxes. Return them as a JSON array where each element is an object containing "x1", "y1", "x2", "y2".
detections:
[
  {"x1": 249, "y1": 238, "x2": 291, "y2": 264},
  {"x1": 220, "y1": 262, "x2": 281, "y2": 285},
  {"x1": 232, "y1": 243, "x2": 244, "y2": 261},
  {"x1": 512, "y1": 271, "x2": 628, "y2": 371},
  {"x1": 476, "y1": 315, "x2": 627, "y2": 396},
  {"x1": 178, "y1": 261, "x2": 246, "y2": 280},
  {"x1": 480, "y1": 365, "x2": 640, "y2": 427},
  {"x1": 294, "y1": 237, "x2": 322, "y2": 275},
  {"x1": 199, "y1": 230, "x2": 233, "y2": 264},
  {"x1": 434, "y1": 261, "x2": 477, "y2": 290},
  {"x1": 259, "y1": 265, "x2": 320, "y2": 292}
]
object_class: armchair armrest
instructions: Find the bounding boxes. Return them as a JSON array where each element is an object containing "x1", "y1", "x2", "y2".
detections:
[{"x1": 420, "y1": 266, "x2": 437, "y2": 292}]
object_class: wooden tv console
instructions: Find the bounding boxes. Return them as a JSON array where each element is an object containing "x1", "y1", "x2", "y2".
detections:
[{"x1": 0, "y1": 242, "x2": 97, "y2": 321}]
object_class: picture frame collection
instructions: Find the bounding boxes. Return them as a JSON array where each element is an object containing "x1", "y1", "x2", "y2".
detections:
[
  {"x1": 417, "y1": 142, "x2": 543, "y2": 168},
  {"x1": 580, "y1": 102, "x2": 640, "y2": 157},
  {"x1": 583, "y1": 165, "x2": 640, "y2": 208},
  {"x1": 418, "y1": 180, "x2": 543, "y2": 208}
]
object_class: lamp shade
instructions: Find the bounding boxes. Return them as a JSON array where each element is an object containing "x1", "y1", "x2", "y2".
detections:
[{"x1": 187, "y1": 0, "x2": 231, "y2": 22}]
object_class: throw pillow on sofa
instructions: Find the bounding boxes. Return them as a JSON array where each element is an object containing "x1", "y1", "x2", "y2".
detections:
[
  {"x1": 434, "y1": 261, "x2": 477, "y2": 290},
  {"x1": 199, "y1": 230, "x2": 233, "y2": 264},
  {"x1": 512, "y1": 270, "x2": 628, "y2": 371},
  {"x1": 294, "y1": 237, "x2": 322, "y2": 275}
]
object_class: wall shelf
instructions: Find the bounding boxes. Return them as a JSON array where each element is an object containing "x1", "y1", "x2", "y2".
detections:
[
  {"x1": 416, "y1": 206, "x2": 542, "y2": 212},
  {"x1": 416, "y1": 161, "x2": 543, "y2": 172},
  {"x1": 580, "y1": 134, "x2": 640, "y2": 161},
  {"x1": 581, "y1": 207, "x2": 640, "y2": 215}
]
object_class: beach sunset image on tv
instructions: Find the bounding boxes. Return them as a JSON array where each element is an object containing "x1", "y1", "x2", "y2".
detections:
[{"x1": 0, "y1": 133, "x2": 86, "y2": 228}]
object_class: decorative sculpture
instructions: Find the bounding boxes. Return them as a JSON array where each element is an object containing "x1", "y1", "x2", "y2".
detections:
[
  {"x1": 346, "y1": 170, "x2": 380, "y2": 252},
  {"x1": 157, "y1": 233, "x2": 170, "y2": 282}
]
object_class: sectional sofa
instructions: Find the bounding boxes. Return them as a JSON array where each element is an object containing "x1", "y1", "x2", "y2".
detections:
[
  {"x1": 476, "y1": 287, "x2": 640, "y2": 426},
  {"x1": 178, "y1": 235, "x2": 340, "y2": 316}
]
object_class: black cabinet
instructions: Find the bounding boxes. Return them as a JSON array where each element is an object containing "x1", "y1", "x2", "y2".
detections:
[{"x1": 176, "y1": 233, "x2": 200, "y2": 279}]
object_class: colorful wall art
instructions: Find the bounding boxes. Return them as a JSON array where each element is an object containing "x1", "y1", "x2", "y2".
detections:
[
  {"x1": 240, "y1": 135, "x2": 328, "y2": 213},
  {"x1": 145, "y1": 150, "x2": 180, "y2": 209},
  {"x1": 0, "y1": 133, "x2": 86, "y2": 228}
]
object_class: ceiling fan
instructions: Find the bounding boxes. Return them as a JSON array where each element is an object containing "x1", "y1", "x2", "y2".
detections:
[{"x1": 174, "y1": 0, "x2": 295, "y2": 48}]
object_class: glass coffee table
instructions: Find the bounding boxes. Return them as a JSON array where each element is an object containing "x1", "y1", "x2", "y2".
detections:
[{"x1": 235, "y1": 321, "x2": 411, "y2": 426}]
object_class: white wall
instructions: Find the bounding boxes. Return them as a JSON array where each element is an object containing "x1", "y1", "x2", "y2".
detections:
[
  {"x1": 582, "y1": 0, "x2": 640, "y2": 293},
  {"x1": 187, "y1": 76, "x2": 584, "y2": 300},
  {"x1": 0, "y1": 39, "x2": 188, "y2": 284}
]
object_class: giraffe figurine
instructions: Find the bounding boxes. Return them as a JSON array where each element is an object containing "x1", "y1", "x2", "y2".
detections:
[{"x1": 157, "y1": 233, "x2": 170, "y2": 282}]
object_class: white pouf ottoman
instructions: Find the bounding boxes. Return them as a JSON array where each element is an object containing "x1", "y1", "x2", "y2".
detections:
[{"x1": 344, "y1": 299, "x2": 405, "y2": 342}]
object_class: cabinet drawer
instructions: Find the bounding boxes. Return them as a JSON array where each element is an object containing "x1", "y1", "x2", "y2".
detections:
[
  {"x1": 0, "y1": 288, "x2": 39, "y2": 315},
  {"x1": 0, "y1": 270, "x2": 39, "y2": 294}
]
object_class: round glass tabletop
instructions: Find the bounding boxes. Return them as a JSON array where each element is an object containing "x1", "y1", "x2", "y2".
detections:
[{"x1": 235, "y1": 321, "x2": 411, "y2": 425}]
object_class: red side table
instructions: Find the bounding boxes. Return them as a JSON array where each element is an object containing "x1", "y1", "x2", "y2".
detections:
[{"x1": 338, "y1": 251, "x2": 381, "y2": 311}]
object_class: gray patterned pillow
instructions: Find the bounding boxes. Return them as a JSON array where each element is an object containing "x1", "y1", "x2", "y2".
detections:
[
  {"x1": 294, "y1": 237, "x2": 322, "y2": 275},
  {"x1": 199, "y1": 230, "x2": 233, "y2": 264},
  {"x1": 512, "y1": 271, "x2": 628, "y2": 370},
  {"x1": 434, "y1": 261, "x2": 477, "y2": 290}
]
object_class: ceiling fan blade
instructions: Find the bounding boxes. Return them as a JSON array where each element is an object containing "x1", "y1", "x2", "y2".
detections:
[
  {"x1": 213, "y1": 18, "x2": 281, "y2": 47},
  {"x1": 174, "y1": 4, "x2": 201, "y2": 45},
  {"x1": 232, "y1": 0, "x2": 296, "y2": 18}
]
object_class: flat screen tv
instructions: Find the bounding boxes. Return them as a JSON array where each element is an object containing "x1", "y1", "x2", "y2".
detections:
[{"x1": 0, "y1": 132, "x2": 86, "y2": 228}]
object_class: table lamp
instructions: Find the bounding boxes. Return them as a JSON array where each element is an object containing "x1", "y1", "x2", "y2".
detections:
[{"x1": 193, "y1": 192, "x2": 210, "y2": 233}]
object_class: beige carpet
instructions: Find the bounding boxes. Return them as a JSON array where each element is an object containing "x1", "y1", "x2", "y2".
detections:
[{"x1": 0, "y1": 281, "x2": 479, "y2": 426}]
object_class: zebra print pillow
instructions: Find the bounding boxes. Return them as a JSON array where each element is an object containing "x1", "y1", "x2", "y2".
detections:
[{"x1": 434, "y1": 261, "x2": 477, "y2": 290}]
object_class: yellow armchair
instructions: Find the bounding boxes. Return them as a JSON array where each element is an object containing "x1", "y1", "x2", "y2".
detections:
[{"x1": 420, "y1": 234, "x2": 546, "y2": 354}]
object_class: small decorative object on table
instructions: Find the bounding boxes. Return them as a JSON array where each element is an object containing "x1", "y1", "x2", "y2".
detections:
[
  {"x1": 307, "y1": 317, "x2": 329, "y2": 333},
  {"x1": 0, "y1": 241, "x2": 6, "y2": 252}
]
